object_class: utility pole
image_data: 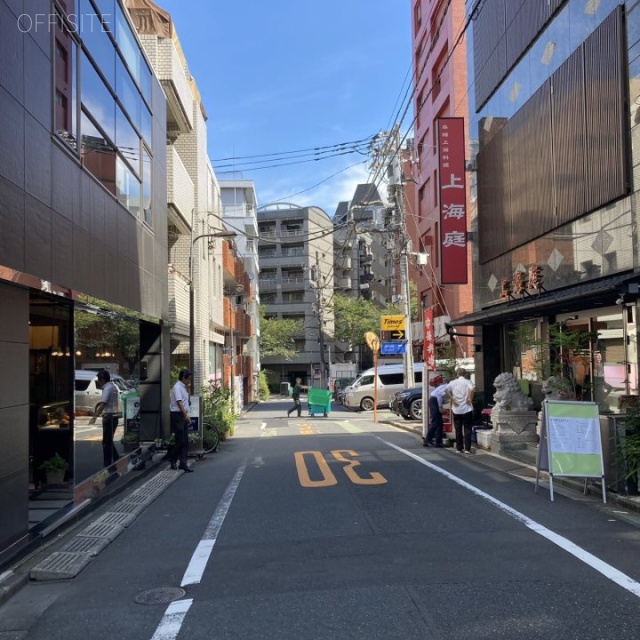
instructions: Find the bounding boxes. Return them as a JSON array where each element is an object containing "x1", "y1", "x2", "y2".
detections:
[
  {"x1": 388, "y1": 127, "x2": 414, "y2": 388},
  {"x1": 369, "y1": 127, "x2": 414, "y2": 387},
  {"x1": 311, "y1": 252, "x2": 327, "y2": 387}
]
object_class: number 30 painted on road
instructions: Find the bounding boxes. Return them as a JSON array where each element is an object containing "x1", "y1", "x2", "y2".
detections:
[{"x1": 294, "y1": 450, "x2": 387, "y2": 487}]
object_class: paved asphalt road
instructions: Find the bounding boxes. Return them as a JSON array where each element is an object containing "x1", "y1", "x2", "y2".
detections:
[{"x1": 2, "y1": 398, "x2": 640, "y2": 639}]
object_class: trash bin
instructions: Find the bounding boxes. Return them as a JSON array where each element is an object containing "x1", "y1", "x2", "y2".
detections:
[{"x1": 280, "y1": 382, "x2": 291, "y2": 397}]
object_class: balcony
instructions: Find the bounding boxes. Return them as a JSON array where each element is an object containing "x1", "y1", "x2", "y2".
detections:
[
  {"x1": 168, "y1": 268, "x2": 190, "y2": 335},
  {"x1": 167, "y1": 147, "x2": 194, "y2": 225},
  {"x1": 157, "y1": 40, "x2": 193, "y2": 134}
]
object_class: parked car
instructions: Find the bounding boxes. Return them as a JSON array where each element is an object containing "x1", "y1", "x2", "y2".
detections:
[
  {"x1": 74, "y1": 370, "x2": 129, "y2": 415},
  {"x1": 389, "y1": 386, "x2": 424, "y2": 420}
]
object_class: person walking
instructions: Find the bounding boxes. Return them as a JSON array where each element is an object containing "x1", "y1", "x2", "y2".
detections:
[
  {"x1": 425, "y1": 377, "x2": 448, "y2": 447},
  {"x1": 287, "y1": 378, "x2": 307, "y2": 417},
  {"x1": 89, "y1": 369, "x2": 121, "y2": 467},
  {"x1": 446, "y1": 368, "x2": 475, "y2": 454},
  {"x1": 169, "y1": 369, "x2": 193, "y2": 472}
]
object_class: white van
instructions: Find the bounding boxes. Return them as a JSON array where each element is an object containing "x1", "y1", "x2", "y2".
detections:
[
  {"x1": 343, "y1": 363, "x2": 440, "y2": 411},
  {"x1": 74, "y1": 370, "x2": 129, "y2": 415},
  {"x1": 343, "y1": 360, "x2": 476, "y2": 412}
]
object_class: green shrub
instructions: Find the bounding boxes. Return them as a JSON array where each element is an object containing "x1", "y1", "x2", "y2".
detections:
[
  {"x1": 202, "y1": 381, "x2": 237, "y2": 435},
  {"x1": 258, "y1": 370, "x2": 270, "y2": 401}
]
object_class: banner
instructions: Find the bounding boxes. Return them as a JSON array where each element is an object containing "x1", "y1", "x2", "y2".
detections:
[
  {"x1": 437, "y1": 117, "x2": 468, "y2": 284},
  {"x1": 423, "y1": 308, "x2": 436, "y2": 370}
]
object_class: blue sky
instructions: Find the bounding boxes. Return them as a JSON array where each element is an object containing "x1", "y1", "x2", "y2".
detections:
[{"x1": 157, "y1": 0, "x2": 412, "y2": 216}]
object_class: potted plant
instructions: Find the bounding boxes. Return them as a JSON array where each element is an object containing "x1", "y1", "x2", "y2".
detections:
[
  {"x1": 120, "y1": 431, "x2": 140, "y2": 452},
  {"x1": 39, "y1": 453, "x2": 69, "y2": 485}
]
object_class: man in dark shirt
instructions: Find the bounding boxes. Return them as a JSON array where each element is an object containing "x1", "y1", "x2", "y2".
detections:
[{"x1": 287, "y1": 378, "x2": 307, "y2": 417}]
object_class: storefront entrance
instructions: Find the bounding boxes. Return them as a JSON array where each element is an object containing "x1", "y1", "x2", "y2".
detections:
[{"x1": 29, "y1": 293, "x2": 74, "y2": 521}]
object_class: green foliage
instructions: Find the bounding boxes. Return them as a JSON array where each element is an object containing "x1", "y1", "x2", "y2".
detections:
[
  {"x1": 619, "y1": 406, "x2": 640, "y2": 482},
  {"x1": 510, "y1": 322, "x2": 598, "y2": 395},
  {"x1": 39, "y1": 453, "x2": 69, "y2": 472},
  {"x1": 258, "y1": 305, "x2": 303, "y2": 359},
  {"x1": 120, "y1": 432, "x2": 140, "y2": 445},
  {"x1": 166, "y1": 432, "x2": 201, "y2": 445},
  {"x1": 331, "y1": 293, "x2": 405, "y2": 347},
  {"x1": 258, "y1": 370, "x2": 270, "y2": 401},
  {"x1": 202, "y1": 381, "x2": 237, "y2": 435},
  {"x1": 75, "y1": 305, "x2": 140, "y2": 372}
]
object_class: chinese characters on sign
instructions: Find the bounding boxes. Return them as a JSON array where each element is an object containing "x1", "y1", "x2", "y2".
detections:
[
  {"x1": 423, "y1": 308, "x2": 436, "y2": 371},
  {"x1": 437, "y1": 118, "x2": 467, "y2": 284}
]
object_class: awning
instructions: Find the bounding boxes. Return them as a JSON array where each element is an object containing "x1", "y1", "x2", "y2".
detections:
[{"x1": 450, "y1": 272, "x2": 640, "y2": 327}]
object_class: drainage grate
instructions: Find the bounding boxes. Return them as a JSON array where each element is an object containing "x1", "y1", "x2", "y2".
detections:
[
  {"x1": 30, "y1": 552, "x2": 93, "y2": 581},
  {"x1": 134, "y1": 587, "x2": 186, "y2": 605}
]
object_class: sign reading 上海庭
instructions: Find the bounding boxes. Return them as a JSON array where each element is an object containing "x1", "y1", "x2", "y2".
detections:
[{"x1": 437, "y1": 117, "x2": 468, "y2": 285}]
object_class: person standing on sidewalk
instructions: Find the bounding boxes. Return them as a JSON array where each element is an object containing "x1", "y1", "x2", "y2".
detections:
[
  {"x1": 89, "y1": 370, "x2": 120, "y2": 467},
  {"x1": 446, "y1": 368, "x2": 475, "y2": 454},
  {"x1": 169, "y1": 369, "x2": 193, "y2": 472},
  {"x1": 425, "y1": 377, "x2": 448, "y2": 447}
]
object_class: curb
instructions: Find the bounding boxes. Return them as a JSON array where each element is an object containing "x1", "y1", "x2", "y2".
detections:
[
  {"x1": 0, "y1": 452, "x2": 181, "y2": 605},
  {"x1": 382, "y1": 418, "x2": 640, "y2": 516}
]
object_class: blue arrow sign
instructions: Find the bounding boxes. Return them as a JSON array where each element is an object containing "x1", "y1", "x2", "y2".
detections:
[{"x1": 381, "y1": 341, "x2": 407, "y2": 355}]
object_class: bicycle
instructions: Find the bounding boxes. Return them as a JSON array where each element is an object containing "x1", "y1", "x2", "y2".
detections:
[{"x1": 202, "y1": 422, "x2": 220, "y2": 454}]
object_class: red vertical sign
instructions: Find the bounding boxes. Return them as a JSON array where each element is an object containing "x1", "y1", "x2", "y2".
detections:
[
  {"x1": 437, "y1": 118, "x2": 468, "y2": 284},
  {"x1": 423, "y1": 308, "x2": 436, "y2": 371}
]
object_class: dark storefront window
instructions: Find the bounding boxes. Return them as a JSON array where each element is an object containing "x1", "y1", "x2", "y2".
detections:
[{"x1": 29, "y1": 294, "x2": 74, "y2": 493}]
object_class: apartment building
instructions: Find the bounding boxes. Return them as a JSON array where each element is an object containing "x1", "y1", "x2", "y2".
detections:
[
  {"x1": 411, "y1": 0, "x2": 474, "y2": 357},
  {"x1": 0, "y1": 0, "x2": 168, "y2": 564},
  {"x1": 258, "y1": 203, "x2": 334, "y2": 388},
  {"x1": 454, "y1": 0, "x2": 640, "y2": 411},
  {"x1": 333, "y1": 183, "x2": 392, "y2": 307},
  {"x1": 127, "y1": 0, "x2": 257, "y2": 406},
  {"x1": 219, "y1": 178, "x2": 261, "y2": 409}
]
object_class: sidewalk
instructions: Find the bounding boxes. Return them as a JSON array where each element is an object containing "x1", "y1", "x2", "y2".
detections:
[{"x1": 381, "y1": 416, "x2": 640, "y2": 521}]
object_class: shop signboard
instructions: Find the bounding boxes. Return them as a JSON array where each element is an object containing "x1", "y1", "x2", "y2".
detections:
[{"x1": 437, "y1": 117, "x2": 468, "y2": 284}]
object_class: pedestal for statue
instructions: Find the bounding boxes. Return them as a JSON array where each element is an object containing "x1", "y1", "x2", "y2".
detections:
[{"x1": 490, "y1": 407, "x2": 539, "y2": 453}]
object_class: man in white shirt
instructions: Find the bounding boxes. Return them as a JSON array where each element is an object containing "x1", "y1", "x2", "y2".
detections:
[
  {"x1": 90, "y1": 370, "x2": 121, "y2": 467},
  {"x1": 169, "y1": 369, "x2": 193, "y2": 472},
  {"x1": 445, "y1": 368, "x2": 475, "y2": 454}
]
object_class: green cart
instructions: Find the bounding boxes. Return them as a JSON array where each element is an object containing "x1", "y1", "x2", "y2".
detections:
[{"x1": 307, "y1": 388, "x2": 332, "y2": 417}]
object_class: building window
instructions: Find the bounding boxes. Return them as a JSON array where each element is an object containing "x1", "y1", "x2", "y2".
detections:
[{"x1": 53, "y1": 3, "x2": 154, "y2": 225}]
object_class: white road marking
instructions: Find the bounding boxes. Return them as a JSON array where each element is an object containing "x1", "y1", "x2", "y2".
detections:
[
  {"x1": 381, "y1": 437, "x2": 640, "y2": 598},
  {"x1": 180, "y1": 461, "x2": 247, "y2": 587},
  {"x1": 150, "y1": 598, "x2": 193, "y2": 640}
]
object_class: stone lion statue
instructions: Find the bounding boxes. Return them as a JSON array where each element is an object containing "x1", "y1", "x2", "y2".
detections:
[
  {"x1": 492, "y1": 372, "x2": 533, "y2": 411},
  {"x1": 541, "y1": 376, "x2": 574, "y2": 400}
]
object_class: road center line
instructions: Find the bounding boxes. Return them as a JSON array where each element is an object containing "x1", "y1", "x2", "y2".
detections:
[
  {"x1": 150, "y1": 598, "x2": 193, "y2": 640},
  {"x1": 381, "y1": 437, "x2": 640, "y2": 598},
  {"x1": 180, "y1": 461, "x2": 247, "y2": 587}
]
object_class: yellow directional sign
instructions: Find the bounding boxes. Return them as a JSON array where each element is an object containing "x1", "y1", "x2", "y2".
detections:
[{"x1": 381, "y1": 315, "x2": 406, "y2": 331}]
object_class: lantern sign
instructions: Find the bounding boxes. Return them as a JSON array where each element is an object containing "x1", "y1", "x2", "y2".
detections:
[{"x1": 437, "y1": 117, "x2": 468, "y2": 285}]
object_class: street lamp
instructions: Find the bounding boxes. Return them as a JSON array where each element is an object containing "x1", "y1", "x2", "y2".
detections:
[{"x1": 189, "y1": 230, "x2": 237, "y2": 383}]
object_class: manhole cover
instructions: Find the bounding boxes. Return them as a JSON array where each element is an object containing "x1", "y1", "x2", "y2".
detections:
[{"x1": 134, "y1": 587, "x2": 186, "y2": 605}]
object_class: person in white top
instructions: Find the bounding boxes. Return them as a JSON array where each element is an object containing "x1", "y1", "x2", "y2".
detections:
[
  {"x1": 169, "y1": 369, "x2": 193, "y2": 472},
  {"x1": 445, "y1": 368, "x2": 475, "y2": 454},
  {"x1": 89, "y1": 369, "x2": 121, "y2": 467}
]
